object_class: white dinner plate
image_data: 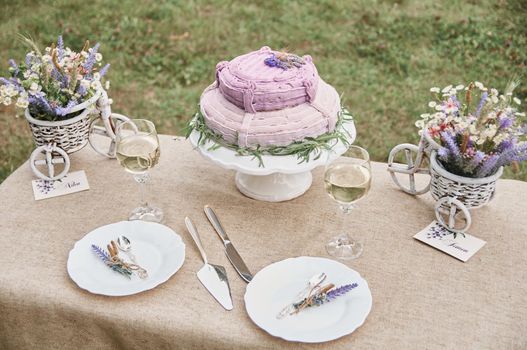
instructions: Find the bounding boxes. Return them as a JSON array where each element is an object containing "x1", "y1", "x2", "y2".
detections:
[
  {"x1": 244, "y1": 256, "x2": 372, "y2": 343},
  {"x1": 67, "y1": 220, "x2": 185, "y2": 296}
]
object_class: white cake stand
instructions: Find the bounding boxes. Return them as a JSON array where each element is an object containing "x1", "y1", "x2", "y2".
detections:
[{"x1": 188, "y1": 121, "x2": 356, "y2": 202}]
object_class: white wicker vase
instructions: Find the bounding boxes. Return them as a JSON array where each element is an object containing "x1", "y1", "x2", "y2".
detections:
[
  {"x1": 430, "y1": 151, "x2": 503, "y2": 210},
  {"x1": 25, "y1": 108, "x2": 93, "y2": 154}
]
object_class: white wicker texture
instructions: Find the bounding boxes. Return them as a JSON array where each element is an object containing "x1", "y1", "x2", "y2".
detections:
[
  {"x1": 24, "y1": 90, "x2": 102, "y2": 154},
  {"x1": 25, "y1": 108, "x2": 93, "y2": 154},
  {"x1": 430, "y1": 151, "x2": 503, "y2": 210}
]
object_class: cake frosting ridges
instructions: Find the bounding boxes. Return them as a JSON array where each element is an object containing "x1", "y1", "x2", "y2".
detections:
[
  {"x1": 198, "y1": 47, "x2": 343, "y2": 150},
  {"x1": 216, "y1": 46, "x2": 319, "y2": 113},
  {"x1": 200, "y1": 78, "x2": 340, "y2": 148}
]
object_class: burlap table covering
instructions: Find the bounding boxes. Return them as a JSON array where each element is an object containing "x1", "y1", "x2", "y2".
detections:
[{"x1": 0, "y1": 135, "x2": 525, "y2": 350}]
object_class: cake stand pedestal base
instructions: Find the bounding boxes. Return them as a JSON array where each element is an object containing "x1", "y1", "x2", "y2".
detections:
[{"x1": 235, "y1": 171, "x2": 313, "y2": 202}]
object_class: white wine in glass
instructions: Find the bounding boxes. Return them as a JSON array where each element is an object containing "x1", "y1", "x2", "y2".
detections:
[
  {"x1": 116, "y1": 136, "x2": 160, "y2": 174},
  {"x1": 324, "y1": 145, "x2": 371, "y2": 259},
  {"x1": 325, "y1": 163, "x2": 371, "y2": 204},
  {"x1": 115, "y1": 119, "x2": 163, "y2": 222}
]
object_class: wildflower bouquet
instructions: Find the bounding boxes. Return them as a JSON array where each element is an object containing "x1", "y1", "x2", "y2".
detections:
[
  {"x1": 0, "y1": 35, "x2": 110, "y2": 121},
  {"x1": 417, "y1": 81, "x2": 527, "y2": 178}
]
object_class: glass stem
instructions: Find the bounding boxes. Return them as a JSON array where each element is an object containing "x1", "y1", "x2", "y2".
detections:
[
  {"x1": 339, "y1": 204, "x2": 353, "y2": 236},
  {"x1": 133, "y1": 172, "x2": 150, "y2": 207}
]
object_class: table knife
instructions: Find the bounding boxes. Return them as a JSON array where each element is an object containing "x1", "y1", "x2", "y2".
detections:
[{"x1": 204, "y1": 205, "x2": 253, "y2": 283}]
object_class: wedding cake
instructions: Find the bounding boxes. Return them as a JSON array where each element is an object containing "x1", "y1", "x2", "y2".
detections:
[{"x1": 199, "y1": 46, "x2": 342, "y2": 148}]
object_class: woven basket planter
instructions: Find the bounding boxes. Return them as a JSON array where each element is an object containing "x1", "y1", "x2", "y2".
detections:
[
  {"x1": 430, "y1": 151, "x2": 503, "y2": 210},
  {"x1": 23, "y1": 92, "x2": 101, "y2": 154},
  {"x1": 25, "y1": 108, "x2": 93, "y2": 154}
]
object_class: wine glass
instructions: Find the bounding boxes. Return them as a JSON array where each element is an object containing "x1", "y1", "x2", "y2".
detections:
[
  {"x1": 115, "y1": 119, "x2": 164, "y2": 222},
  {"x1": 324, "y1": 145, "x2": 371, "y2": 259}
]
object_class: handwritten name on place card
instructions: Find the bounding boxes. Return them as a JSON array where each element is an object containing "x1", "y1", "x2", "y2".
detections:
[
  {"x1": 32, "y1": 170, "x2": 90, "y2": 201},
  {"x1": 414, "y1": 221, "x2": 486, "y2": 262}
]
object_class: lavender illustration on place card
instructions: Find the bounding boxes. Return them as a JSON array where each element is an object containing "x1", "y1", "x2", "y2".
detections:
[
  {"x1": 414, "y1": 221, "x2": 486, "y2": 262},
  {"x1": 31, "y1": 170, "x2": 90, "y2": 200}
]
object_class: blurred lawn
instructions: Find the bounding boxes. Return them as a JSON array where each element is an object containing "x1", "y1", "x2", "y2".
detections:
[{"x1": 1, "y1": 0, "x2": 526, "y2": 183}]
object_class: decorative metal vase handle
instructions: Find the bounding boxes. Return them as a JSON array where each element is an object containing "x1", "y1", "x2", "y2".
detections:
[{"x1": 88, "y1": 89, "x2": 131, "y2": 158}]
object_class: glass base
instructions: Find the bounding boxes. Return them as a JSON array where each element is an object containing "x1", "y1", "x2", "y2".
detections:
[
  {"x1": 326, "y1": 233, "x2": 363, "y2": 260},
  {"x1": 129, "y1": 205, "x2": 164, "y2": 223}
]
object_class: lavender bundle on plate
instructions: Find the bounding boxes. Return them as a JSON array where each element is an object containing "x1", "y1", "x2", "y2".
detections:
[
  {"x1": 291, "y1": 283, "x2": 359, "y2": 315},
  {"x1": 416, "y1": 81, "x2": 526, "y2": 178},
  {"x1": 91, "y1": 244, "x2": 133, "y2": 279},
  {"x1": 0, "y1": 35, "x2": 110, "y2": 121}
]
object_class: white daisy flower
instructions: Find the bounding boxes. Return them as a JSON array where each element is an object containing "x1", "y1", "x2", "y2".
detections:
[
  {"x1": 29, "y1": 82, "x2": 40, "y2": 92},
  {"x1": 80, "y1": 79, "x2": 91, "y2": 89},
  {"x1": 491, "y1": 95, "x2": 499, "y2": 104},
  {"x1": 435, "y1": 105, "x2": 443, "y2": 111},
  {"x1": 513, "y1": 97, "x2": 521, "y2": 105},
  {"x1": 428, "y1": 101, "x2": 437, "y2": 108},
  {"x1": 41, "y1": 54, "x2": 52, "y2": 63},
  {"x1": 415, "y1": 120, "x2": 425, "y2": 128},
  {"x1": 420, "y1": 113, "x2": 430, "y2": 119},
  {"x1": 430, "y1": 87, "x2": 440, "y2": 93},
  {"x1": 455, "y1": 84, "x2": 464, "y2": 90},
  {"x1": 6, "y1": 86, "x2": 18, "y2": 97},
  {"x1": 105, "y1": 81, "x2": 110, "y2": 90},
  {"x1": 481, "y1": 125, "x2": 497, "y2": 139},
  {"x1": 441, "y1": 85, "x2": 453, "y2": 93},
  {"x1": 91, "y1": 80, "x2": 102, "y2": 90},
  {"x1": 457, "y1": 121, "x2": 468, "y2": 129},
  {"x1": 16, "y1": 98, "x2": 29, "y2": 109},
  {"x1": 3, "y1": 96, "x2": 12, "y2": 105},
  {"x1": 475, "y1": 81, "x2": 484, "y2": 89},
  {"x1": 95, "y1": 53, "x2": 103, "y2": 62},
  {"x1": 490, "y1": 88, "x2": 498, "y2": 96}
]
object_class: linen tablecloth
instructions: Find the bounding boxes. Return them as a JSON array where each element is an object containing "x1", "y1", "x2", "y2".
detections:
[{"x1": 0, "y1": 135, "x2": 525, "y2": 350}]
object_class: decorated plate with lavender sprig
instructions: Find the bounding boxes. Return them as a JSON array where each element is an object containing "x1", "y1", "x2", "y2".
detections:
[
  {"x1": 67, "y1": 221, "x2": 185, "y2": 296},
  {"x1": 244, "y1": 256, "x2": 372, "y2": 343}
]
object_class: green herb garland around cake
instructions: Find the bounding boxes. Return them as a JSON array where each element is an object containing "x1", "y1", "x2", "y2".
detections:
[{"x1": 185, "y1": 107, "x2": 354, "y2": 167}]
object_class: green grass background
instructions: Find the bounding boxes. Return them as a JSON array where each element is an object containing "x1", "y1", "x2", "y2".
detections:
[{"x1": 1, "y1": 0, "x2": 526, "y2": 183}]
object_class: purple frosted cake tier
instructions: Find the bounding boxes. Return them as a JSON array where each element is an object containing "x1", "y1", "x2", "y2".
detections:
[
  {"x1": 200, "y1": 78, "x2": 340, "y2": 148},
  {"x1": 215, "y1": 46, "x2": 319, "y2": 113}
]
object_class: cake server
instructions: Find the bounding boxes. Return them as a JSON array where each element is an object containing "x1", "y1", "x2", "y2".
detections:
[
  {"x1": 185, "y1": 217, "x2": 233, "y2": 311},
  {"x1": 204, "y1": 205, "x2": 253, "y2": 283}
]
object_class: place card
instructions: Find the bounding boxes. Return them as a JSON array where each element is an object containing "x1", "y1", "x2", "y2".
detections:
[
  {"x1": 32, "y1": 170, "x2": 90, "y2": 200},
  {"x1": 413, "y1": 221, "x2": 486, "y2": 262}
]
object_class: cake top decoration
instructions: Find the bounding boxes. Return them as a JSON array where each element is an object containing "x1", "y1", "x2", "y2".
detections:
[{"x1": 264, "y1": 52, "x2": 306, "y2": 70}]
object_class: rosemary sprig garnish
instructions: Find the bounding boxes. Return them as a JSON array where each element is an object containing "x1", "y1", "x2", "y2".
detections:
[{"x1": 185, "y1": 106, "x2": 354, "y2": 167}]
